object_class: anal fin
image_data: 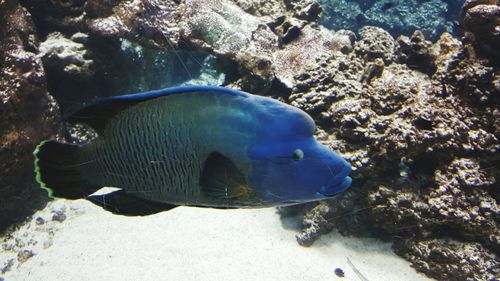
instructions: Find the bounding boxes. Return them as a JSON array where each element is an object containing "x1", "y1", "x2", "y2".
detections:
[{"x1": 86, "y1": 190, "x2": 178, "y2": 216}]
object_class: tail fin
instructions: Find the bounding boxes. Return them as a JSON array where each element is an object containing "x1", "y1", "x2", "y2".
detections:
[{"x1": 33, "y1": 140, "x2": 100, "y2": 199}]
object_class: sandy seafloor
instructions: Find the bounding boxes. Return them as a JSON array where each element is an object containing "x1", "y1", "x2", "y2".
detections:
[{"x1": 1, "y1": 198, "x2": 433, "y2": 281}]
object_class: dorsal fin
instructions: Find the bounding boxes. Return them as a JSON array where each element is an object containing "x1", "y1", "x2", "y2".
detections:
[{"x1": 65, "y1": 85, "x2": 248, "y2": 134}]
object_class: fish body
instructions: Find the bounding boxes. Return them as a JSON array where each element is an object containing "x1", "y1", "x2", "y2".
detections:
[{"x1": 34, "y1": 86, "x2": 352, "y2": 215}]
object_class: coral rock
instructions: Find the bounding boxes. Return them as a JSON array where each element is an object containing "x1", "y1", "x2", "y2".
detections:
[
  {"x1": 394, "y1": 239, "x2": 500, "y2": 281},
  {"x1": 295, "y1": 201, "x2": 333, "y2": 246},
  {"x1": 460, "y1": 0, "x2": 500, "y2": 62},
  {"x1": 355, "y1": 26, "x2": 395, "y2": 62},
  {"x1": 39, "y1": 32, "x2": 94, "y2": 78},
  {"x1": 20, "y1": 0, "x2": 87, "y2": 32},
  {"x1": 283, "y1": 20, "x2": 499, "y2": 280},
  {"x1": 396, "y1": 31, "x2": 437, "y2": 74},
  {"x1": 88, "y1": 0, "x2": 181, "y2": 48}
]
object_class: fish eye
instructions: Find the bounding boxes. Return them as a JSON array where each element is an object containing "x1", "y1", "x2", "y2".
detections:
[{"x1": 292, "y1": 149, "x2": 304, "y2": 161}]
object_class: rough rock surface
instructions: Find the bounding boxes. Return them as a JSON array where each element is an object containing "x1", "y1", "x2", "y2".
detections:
[
  {"x1": 2, "y1": 0, "x2": 498, "y2": 280},
  {"x1": 460, "y1": 0, "x2": 500, "y2": 63},
  {"x1": 394, "y1": 239, "x2": 500, "y2": 281},
  {"x1": 39, "y1": 32, "x2": 94, "y2": 80},
  {"x1": 19, "y1": 0, "x2": 88, "y2": 33},
  {"x1": 0, "y1": 0, "x2": 61, "y2": 231},
  {"x1": 288, "y1": 27, "x2": 499, "y2": 281},
  {"x1": 68, "y1": 0, "x2": 327, "y2": 94}
]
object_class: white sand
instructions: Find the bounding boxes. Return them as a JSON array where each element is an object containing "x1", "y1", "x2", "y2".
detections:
[{"x1": 1, "y1": 199, "x2": 433, "y2": 281}]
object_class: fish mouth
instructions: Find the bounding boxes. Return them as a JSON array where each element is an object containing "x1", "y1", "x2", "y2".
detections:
[{"x1": 317, "y1": 165, "x2": 352, "y2": 197}]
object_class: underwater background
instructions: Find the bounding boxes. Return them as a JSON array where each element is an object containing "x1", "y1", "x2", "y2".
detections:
[{"x1": 1, "y1": 0, "x2": 498, "y2": 280}]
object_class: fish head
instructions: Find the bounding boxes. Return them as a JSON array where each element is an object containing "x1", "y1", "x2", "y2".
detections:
[
  {"x1": 249, "y1": 138, "x2": 352, "y2": 204},
  {"x1": 248, "y1": 98, "x2": 352, "y2": 205}
]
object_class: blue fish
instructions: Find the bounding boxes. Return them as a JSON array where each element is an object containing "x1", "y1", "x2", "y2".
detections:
[{"x1": 33, "y1": 86, "x2": 352, "y2": 215}]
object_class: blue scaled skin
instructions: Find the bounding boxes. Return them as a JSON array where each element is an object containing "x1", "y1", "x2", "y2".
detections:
[{"x1": 33, "y1": 85, "x2": 352, "y2": 214}]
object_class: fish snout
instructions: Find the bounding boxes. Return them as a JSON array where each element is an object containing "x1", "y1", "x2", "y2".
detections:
[{"x1": 317, "y1": 164, "x2": 352, "y2": 197}]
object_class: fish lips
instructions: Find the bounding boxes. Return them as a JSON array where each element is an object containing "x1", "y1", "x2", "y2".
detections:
[{"x1": 316, "y1": 166, "x2": 352, "y2": 197}]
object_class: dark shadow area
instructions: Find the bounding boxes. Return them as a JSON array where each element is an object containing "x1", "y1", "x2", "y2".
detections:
[
  {"x1": 0, "y1": 185, "x2": 50, "y2": 234},
  {"x1": 45, "y1": 35, "x2": 214, "y2": 115}
]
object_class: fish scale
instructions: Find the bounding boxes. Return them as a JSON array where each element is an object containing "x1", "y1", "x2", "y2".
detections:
[
  {"x1": 145, "y1": 111, "x2": 164, "y2": 196},
  {"x1": 91, "y1": 94, "x2": 211, "y2": 203}
]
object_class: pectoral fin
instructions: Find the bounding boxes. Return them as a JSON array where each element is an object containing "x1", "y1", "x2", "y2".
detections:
[{"x1": 200, "y1": 152, "x2": 250, "y2": 199}]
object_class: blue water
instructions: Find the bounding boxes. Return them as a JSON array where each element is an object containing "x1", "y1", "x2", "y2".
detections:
[{"x1": 319, "y1": 0, "x2": 465, "y2": 40}]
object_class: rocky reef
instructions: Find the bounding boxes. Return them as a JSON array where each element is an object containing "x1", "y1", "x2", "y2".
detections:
[{"x1": 0, "y1": 0, "x2": 498, "y2": 280}]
